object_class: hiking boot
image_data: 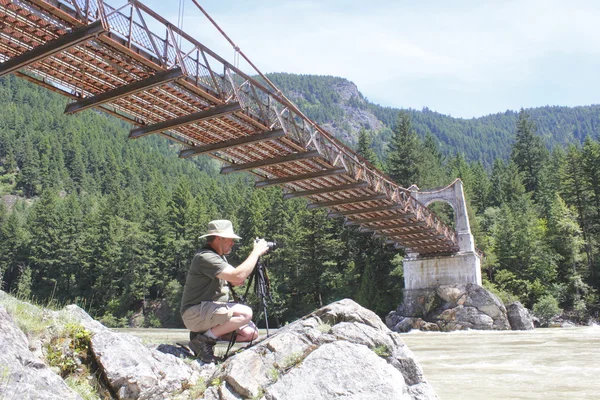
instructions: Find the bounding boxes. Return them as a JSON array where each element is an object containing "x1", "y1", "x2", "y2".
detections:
[
  {"x1": 189, "y1": 331, "x2": 200, "y2": 342},
  {"x1": 189, "y1": 334, "x2": 218, "y2": 363}
]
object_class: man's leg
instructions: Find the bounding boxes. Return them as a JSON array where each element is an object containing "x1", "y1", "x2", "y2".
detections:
[{"x1": 209, "y1": 303, "x2": 258, "y2": 341}]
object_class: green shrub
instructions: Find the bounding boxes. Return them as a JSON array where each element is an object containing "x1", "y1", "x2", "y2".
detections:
[
  {"x1": 533, "y1": 295, "x2": 562, "y2": 325},
  {"x1": 98, "y1": 313, "x2": 128, "y2": 328},
  {"x1": 46, "y1": 323, "x2": 92, "y2": 378},
  {"x1": 373, "y1": 345, "x2": 390, "y2": 358}
]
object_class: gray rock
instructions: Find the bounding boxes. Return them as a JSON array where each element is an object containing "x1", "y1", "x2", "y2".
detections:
[
  {"x1": 455, "y1": 306, "x2": 494, "y2": 329},
  {"x1": 1, "y1": 294, "x2": 437, "y2": 400},
  {"x1": 90, "y1": 328, "x2": 204, "y2": 399},
  {"x1": 463, "y1": 284, "x2": 509, "y2": 329},
  {"x1": 211, "y1": 299, "x2": 438, "y2": 400},
  {"x1": 390, "y1": 284, "x2": 511, "y2": 332},
  {"x1": 265, "y1": 341, "x2": 411, "y2": 400},
  {"x1": 0, "y1": 305, "x2": 82, "y2": 400},
  {"x1": 506, "y1": 302, "x2": 535, "y2": 330},
  {"x1": 436, "y1": 285, "x2": 466, "y2": 305},
  {"x1": 398, "y1": 289, "x2": 440, "y2": 318}
]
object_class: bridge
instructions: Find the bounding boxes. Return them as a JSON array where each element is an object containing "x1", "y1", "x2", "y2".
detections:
[{"x1": 0, "y1": 0, "x2": 481, "y2": 288}]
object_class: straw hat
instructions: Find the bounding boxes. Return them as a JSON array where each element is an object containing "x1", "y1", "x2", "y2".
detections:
[{"x1": 199, "y1": 220, "x2": 242, "y2": 239}]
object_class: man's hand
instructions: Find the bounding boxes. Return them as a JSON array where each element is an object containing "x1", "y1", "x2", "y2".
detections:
[{"x1": 253, "y1": 238, "x2": 270, "y2": 257}]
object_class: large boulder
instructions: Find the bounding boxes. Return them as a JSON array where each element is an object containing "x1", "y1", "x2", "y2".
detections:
[
  {"x1": 0, "y1": 305, "x2": 81, "y2": 400},
  {"x1": 506, "y1": 302, "x2": 535, "y2": 330},
  {"x1": 388, "y1": 283, "x2": 512, "y2": 332},
  {"x1": 207, "y1": 299, "x2": 438, "y2": 400},
  {"x1": 1, "y1": 292, "x2": 437, "y2": 400},
  {"x1": 66, "y1": 305, "x2": 209, "y2": 400}
]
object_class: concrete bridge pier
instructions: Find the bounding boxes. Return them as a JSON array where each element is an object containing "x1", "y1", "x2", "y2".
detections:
[{"x1": 404, "y1": 179, "x2": 481, "y2": 290}]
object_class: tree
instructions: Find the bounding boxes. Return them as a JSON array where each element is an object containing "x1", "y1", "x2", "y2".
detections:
[
  {"x1": 356, "y1": 128, "x2": 380, "y2": 167},
  {"x1": 511, "y1": 109, "x2": 548, "y2": 195},
  {"x1": 386, "y1": 111, "x2": 420, "y2": 187}
]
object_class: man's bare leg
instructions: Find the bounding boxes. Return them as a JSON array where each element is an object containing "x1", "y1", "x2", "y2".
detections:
[{"x1": 208, "y1": 304, "x2": 258, "y2": 341}]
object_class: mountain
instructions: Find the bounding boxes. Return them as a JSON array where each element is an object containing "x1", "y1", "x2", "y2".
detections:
[{"x1": 266, "y1": 73, "x2": 600, "y2": 167}]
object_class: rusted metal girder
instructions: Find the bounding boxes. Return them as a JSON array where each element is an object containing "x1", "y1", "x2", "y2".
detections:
[{"x1": 0, "y1": 20, "x2": 105, "y2": 77}]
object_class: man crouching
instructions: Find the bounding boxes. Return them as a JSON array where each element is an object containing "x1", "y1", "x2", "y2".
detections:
[{"x1": 180, "y1": 220, "x2": 269, "y2": 363}]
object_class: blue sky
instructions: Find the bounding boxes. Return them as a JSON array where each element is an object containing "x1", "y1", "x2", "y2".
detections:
[{"x1": 136, "y1": 0, "x2": 600, "y2": 119}]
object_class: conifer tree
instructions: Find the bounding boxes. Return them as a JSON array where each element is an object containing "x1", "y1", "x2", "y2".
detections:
[
  {"x1": 356, "y1": 128, "x2": 380, "y2": 167},
  {"x1": 386, "y1": 111, "x2": 419, "y2": 187},
  {"x1": 511, "y1": 109, "x2": 548, "y2": 195}
]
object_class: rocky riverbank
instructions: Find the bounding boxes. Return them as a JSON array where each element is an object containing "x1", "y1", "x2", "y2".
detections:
[
  {"x1": 0, "y1": 291, "x2": 438, "y2": 399},
  {"x1": 386, "y1": 283, "x2": 535, "y2": 332}
]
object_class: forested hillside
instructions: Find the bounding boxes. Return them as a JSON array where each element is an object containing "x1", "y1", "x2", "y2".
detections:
[
  {"x1": 0, "y1": 75, "x2": 403, "y2": 326},
  {"x1": 1, "y1": 73, "x2": 599, "y2": 328},
  {"x1": 266, "y1": 73, "x2": 600, "y2": 168}
]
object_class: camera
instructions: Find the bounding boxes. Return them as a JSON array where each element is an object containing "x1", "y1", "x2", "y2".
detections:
[{"x1": 256, "y1": 238, "x2": 277, "y2": 250}]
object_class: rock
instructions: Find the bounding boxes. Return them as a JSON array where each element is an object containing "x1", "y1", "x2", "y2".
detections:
[
  {"x1": 463, "y1": 284, "x2": 510, "y2": 330},
  {"x1": 1, "y1": 293, "x2": 437, "y2": 400},
  {"x1": 61, "y1": 304, "x2": 214, "y2": 400},
  {"x1": 506, "y1": 302, "x2": 534, "y2": 330},
  {"x1": 436, "y1": 285, "x2": 466, "y2": 304},
  {"x1": 90, "y1": 322, "x2": 206, "y2": 399},
  {"x1": 265, "y1": 341, "x2": 410, "y2": 400},
  {"x1": 0, "y1": 305, "x2": 82, "y2": 400},
  {"x1": 398, "y1": 289, "x2": 441, "y2": 319},
  {"x1": 212, "y1": 299, "x2": 438, "y2": 400},
  {"x1": 390, "y1": 284, "x2": 512, "y2": 332}
]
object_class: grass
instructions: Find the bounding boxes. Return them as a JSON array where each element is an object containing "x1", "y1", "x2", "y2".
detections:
[
  {"x1": 0, "y1": 293, "x2": 104, "y2": 400},
  {"x1": 280, "y1": 352, "x2": 303, "y2": 370},
  {"x1": 0, "y1": 294, "x2": 78, "y2": 340},
  {"x1": 64, "y1": 376, "x2": 101, "y2": 400},
  {"x1": 373, "y1": 345, "x2": 391, "y2": 358}
]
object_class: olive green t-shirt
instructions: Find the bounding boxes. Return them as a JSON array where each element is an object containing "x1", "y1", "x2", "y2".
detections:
[{"x1": 180, "y1": 246, "x2": 232, "y2": 315}]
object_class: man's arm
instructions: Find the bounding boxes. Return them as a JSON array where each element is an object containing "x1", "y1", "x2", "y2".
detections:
[{"x1": 217, "y1": 239, "x2": 269, "y2": 285}]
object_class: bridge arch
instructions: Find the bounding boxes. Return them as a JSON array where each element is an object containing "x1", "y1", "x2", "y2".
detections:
[{"x1": 407, "y1": 179, "x2": 474, "y2": 253}]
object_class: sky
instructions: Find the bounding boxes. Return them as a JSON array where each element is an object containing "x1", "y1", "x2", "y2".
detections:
[{"x1": 136, "y1": 0, "x2": 600, "y2": 119}]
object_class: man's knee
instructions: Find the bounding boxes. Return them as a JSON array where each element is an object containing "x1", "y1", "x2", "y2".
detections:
[
  {"x1": 237, "y1": 324, "x2": 259, "y2": 342},
  {"x1": 231, "y1": 304, "x2": 253, "y2": 323}
]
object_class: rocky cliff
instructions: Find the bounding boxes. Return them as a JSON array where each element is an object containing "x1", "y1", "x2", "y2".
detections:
[{"x1": 0, "y1": 291, "x2": 438, "y2": 400}]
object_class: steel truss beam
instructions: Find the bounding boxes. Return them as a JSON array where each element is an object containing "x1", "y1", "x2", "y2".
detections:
[
  {"x1": 307, "y1": 194, "x2": 387, "y2": 209},
  {"x1": 220, "y1": 150, "x2": 319, "y2": 174},
  {"x1": 344, "y1": 213, "x2": 415, "y2": 225},
  {"x1": 65, "y1": 67, "x2": 184, "y2": 114},
  {"x1": 282, "y1": 182, "x2": 368, "y2": 200},
  {"x1": 0, "y1": 20, "x2": 105, "y2": 77},
  {"x1": 255, "y1": 167, "x2": 347, "y2": 189},
  {"x1": 395, "y1": 235, "x2": 446, "y2": 245},
  {"x1": 386, "y1": 240, "x2": 456, "y2": 249},
  {"x1": 130, "y1": 102, "x2": 242, "y2": 139},
  {"x1": 179, "y1": 128, "x2": 285, "y2": 158},
  {"x1": 375, "y1": 228, "x2": 438, "y2": 237},
  {"x1": 328, "y1": 204, "x2": 404, "y2": 218},
  {"x1": 359, "y1": 221, "x2": 427, "y2": 232}
]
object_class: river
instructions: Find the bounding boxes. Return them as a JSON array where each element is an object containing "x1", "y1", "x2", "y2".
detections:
[
  {"x1": 400, "y1": 325, "x2": 600, "y2": 400},
  {"x1": 121, "y1": 326, "x2": 600, "y2": 399}
]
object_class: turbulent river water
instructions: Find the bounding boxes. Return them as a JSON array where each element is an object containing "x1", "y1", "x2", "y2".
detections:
[
  {"x1": 400, "y1": 325, "x2": 600, "y2": 400},
  {"x1": 122, "y1": 325, "x2": 600, "y2": 399}
]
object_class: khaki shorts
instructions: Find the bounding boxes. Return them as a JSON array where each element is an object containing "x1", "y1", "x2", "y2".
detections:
[{"x1": 182, "y1": 302, "x2": 234, "y2": 333}]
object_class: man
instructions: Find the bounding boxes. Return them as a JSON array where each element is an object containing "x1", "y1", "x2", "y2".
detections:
[{"x1": 180, "y1": 219, "x2": 269, "y2": 363}]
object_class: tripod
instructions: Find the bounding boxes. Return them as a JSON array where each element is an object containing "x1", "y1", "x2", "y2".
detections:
[{"x1": 245, "y1": 256, "x2": 273, "y2": 337}]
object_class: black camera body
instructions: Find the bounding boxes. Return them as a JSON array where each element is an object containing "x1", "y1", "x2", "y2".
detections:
[{"x1": 256, "y1": 238, "x2": 277, "y2": 250}]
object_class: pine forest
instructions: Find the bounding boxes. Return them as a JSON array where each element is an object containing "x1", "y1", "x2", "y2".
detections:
[{"x1": 1, "y1": 74, "x2": 599, "y2": 327}]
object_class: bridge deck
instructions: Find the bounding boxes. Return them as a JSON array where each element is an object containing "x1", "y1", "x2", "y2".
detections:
[{"x1": 0, "y1": 0, "x2": 459, "y2": 255}]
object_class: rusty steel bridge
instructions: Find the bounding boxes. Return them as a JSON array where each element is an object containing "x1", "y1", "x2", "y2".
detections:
[{"x1": 0, "y1": 0, "x2": 461, "y2": 255}]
